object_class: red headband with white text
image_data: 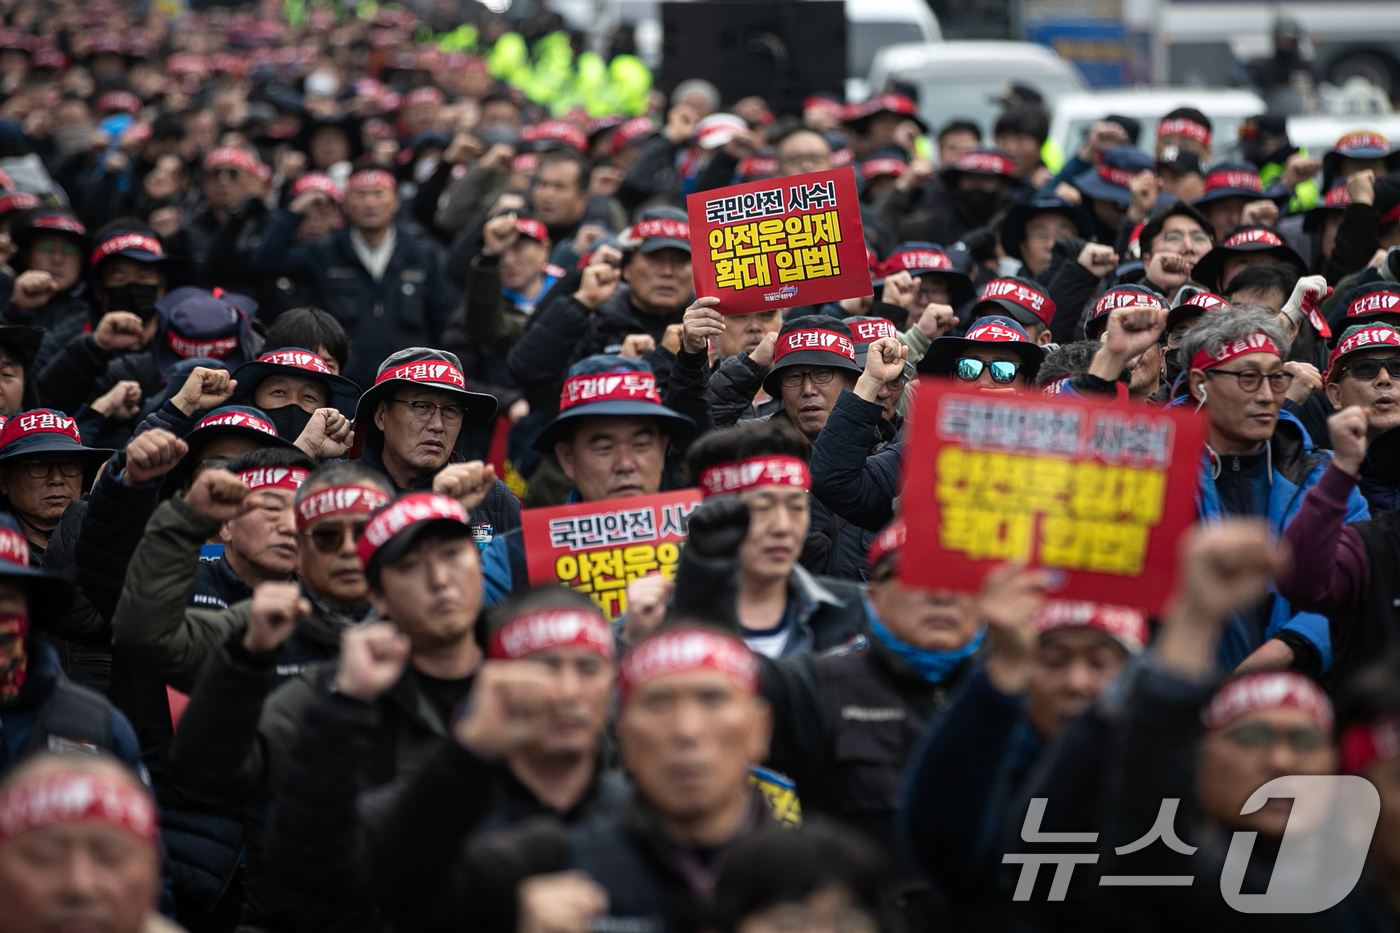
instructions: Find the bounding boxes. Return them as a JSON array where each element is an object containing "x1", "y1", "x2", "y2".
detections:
[
  {"x1": 296, "y1": 484, "x2": 393, "y2": 531},
  {"x1": 699, "y1": 455, "x2": 811, "y2": 498},
  {"x1": 617, "y1": 628, "x2": 759, "y2": 703},
  {"x1": 1201, "y1": 671, "x2": 1333, "y2": 732},
  {"x1": 1189, "y1": 332, "x2": 1281, "y2": 372},
  {"x1": 0, "y1": 772, "x2": 158, "y2": 845},
  {"x1": 488, "y1": 608, "x2": 614, "y2": 661}
]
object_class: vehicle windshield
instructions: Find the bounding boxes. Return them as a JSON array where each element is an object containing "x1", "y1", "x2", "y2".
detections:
[{"x1": 850, "y1": 22, "x2": 925, "y2": 78}]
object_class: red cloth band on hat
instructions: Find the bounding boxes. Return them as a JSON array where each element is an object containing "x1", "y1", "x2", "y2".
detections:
[
  {"x1": 1327, "y1": 325, "x2": 1400, "y2": 376},
  {"x1": 964, "y1": 321, "x2": 1031, "y2": 343},
  {"x1": 698, "y1": 455, "x2": 811, "y2": 498},
  {"x1": 346, "y1": 169, "x2": 396, "y2": 192},
  {"x1": 515, "y1": 217, "x2": 548, "y2": 241},
  {"x1": 96, "y1": 90, "x2": 141, "y2": 114},
  {"x1": 1093, "y1": 287, "x2": 1167, "y2": 319},
  {"x1": 630, "y1": 219, "x2": 689, "y2": 242},
  {"x1": 610, "y1": 117, "x2": 654, "y2": 156},
  {"x1": 488, "y1": 609, "x2": 614, "y2": 661},
  {"x1": 289, "y1": 172, "x2": 343, "y2": 204},
  {"x1": 1381, "y1": 203, "x2": 1400, "y2": 227},
  {"x1": 1097, "y1": 161, "x2": 1141, "y2": 189},
  {"x1": 0, "y1": 772, "x2": 157, "y2": 845},
  {"x1": 167, "y1": 331, "x2": 239, "y2": 360},
  {"x1": 0, "y1": 410, "x2": 81, "y2": 449},
  {"x1": 1224, "y1": 228, "x2": 1284, "y2": 248},
  {"x1": 1347, "y1": 289, "x2": 1400, "y2": 319},
  {"x1": 237, "y1": 466, "x2": 308, "y2": 493},
  {"x1": 375, "y1": 360, "x2": 466, "y2": 389},
  {"x1": 403, "y1": 86, "x2": 444, "y2": 107},
  {"x1": 0, "y1": 193, "x2": 40, "y2": 215},
  {"x1": 617, "y1": 628, "x2": 758, "y2": 703},
  {"x1": 955, "y1": 151, "x2": 1014, "y2": 177},
  {"x1": 512, "y1": 153, "x2": 539, "y2": 173},
  {"x1": 91, "y1": 233, "x2": 163, "y2": 266},
  {"x1": 1189, "y1": 332, "x2": 1281, "y2": 372},
  {"x1": 28, "y1": 214, "x2": 85, "y2": 235},
  {"x1": 0, "y1": 527, "x2": 29, "y2": 567},
  {"x1": 195, "y1": 410, "x2": 277, "y2": 436},
  {"x1": 257, "y1": 349, "x2": 332, "y2": 374},
  {"x1": 774, "y1": 328, "x2": 856, "y2": 363},
  {"x1": 1184, "y1": 292, "x2": 1231, "y2": 311},
  {"x1": 1203, "y1": 169, "x2": 1262, "y2": 194},
  {"x1": 849, "y1": 319, "x2": 899, "y2": 343},
  {"x1": 1336, "y1": 132, "x2": 1388, "y2": 153},
  {"x1": 1201, "y1": 670, "x2": 1333, "y2": 732},
  {"x1": 532, "y1": 120, "x2": 587, "y2": 153},
  {"x1": 887, "y1": 248, "x2": 952, "y2": 274},
  {"x1": 740, "y1": 156, "x2": 778, "y2": 178},
  {"x1": 1324, "y1": 185, "x2": 1353, "y2": 208},
  {"x1": 860, "y1": 158, "x2": 906, "y2": 181},
  {"x1": 560, "y1": 372, "x2": 661, "y2": 411},
  {"x1": 1340, "y1": 716, "x2": 1400, "y2": 775},
  {"x1": 867, "y1": 518, "x2": 906, "y2": 569},
  {"x1": 296, "y1": 484, "x2": 392, "y2": 530},
  {"x1": 357, "y1": 492, "x2": 468, "y2": 567},
  {"x1": 984, "y1": 279, "x2": 1056, "y2": 325},
  {"x1": 203, "y1": 147, "x2": 260, "y2": 175},
  {"x1": 1156, "y1": 118, "x2": 1211, "y2": 148},
  {"x1": 804, "y1": 95, "x2": 845, "y2": 116},
  {"x1": 1033, "y1": 600, "x2": 1147, "y2": 653}
]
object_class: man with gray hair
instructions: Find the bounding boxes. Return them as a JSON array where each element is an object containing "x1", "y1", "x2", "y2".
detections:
[
  {"x1": 670, "y1": 78, "x2": 721, "y2": 117},
  {"x1": 1179, "y1": 307, "x2": 1369, "y2": 678}
]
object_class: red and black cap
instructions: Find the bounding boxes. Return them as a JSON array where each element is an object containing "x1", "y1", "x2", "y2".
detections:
[
  {"x1": 940, "y1": 148, "x2": 1017, "y2": 187},
  {"x1": 1305, "y1": 181, "x2": 1351, "y2": 233},
  {"x1": 230, "y1": 348, "x2": 361, "y2": 418},
  {"x1": 763, "y1": 315, "x2": 865, "y2": 397},
  {"x1": 843, "y1": 94, "x2": 927, "y2": 133},
  {"x1": 1338, "y1": 281, "x2": 1400, "y2": 331},
  {"x1": 922, "y1": 316, "x2": 1046, "y2": 380},
  {"x1": 1192, "y1": 162, "x2": 1265, "y2": 205},
  {"x1": 1322, "y1": 131, "x2": 1400, "y2": 191},
  {"x1": 354, "y1": 347, "x2": 498, "y2": 430},
  {"x1": 1071, "y1": 146, "x2": 1155, "y2": 208},
  {"x1": 609, "y1": 117, "x2": 656, "y2": 157},
  {"x1": 535, "y1": 355, "x2": 693, "y2": 453},
  {"x1": 619, "y1": 206, "x2": 690, "y2": 256},
  {"x1": 1190, "y1": 225, "x2": 1306, "y2": 292},
  {"x1": 159, "y1": 404, "x2": 298, "y2": 498},
  {"x1": 89, "y1": 229, "x2": 167, "y2": 270},
  {"x1": 1084, "y1": 284, "x2": 1169, "y2": 340},
  {"x1": 11, "y1": 211, "x2": 89, "y2": 273},
  {"x1": 0, "y1": 409, "x2": 113, "y2": 487},
  {"x1": 879, "y1": 242, "x2": 975, "y2": 307},
  {"x1": 154, "y1": 287, "x2": 258, "y2": 376},
  {"x1": 973, "y1": 276, "x2": 1057, "y2": 331},
  {"x1": 1166, "y1": 289, "x2": 1233, "y2": 334},
  {"x1": 358, "y1": 492, "x2": 473, "y2": 573}
]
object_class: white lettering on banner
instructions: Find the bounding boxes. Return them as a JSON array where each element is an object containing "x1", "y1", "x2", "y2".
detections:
[
  {"x1": 703, "y1": 179, "x2": 840, "y2": 225},
  {"x1": 549, "y1": 506, "x2": 658, "y2": 550}
]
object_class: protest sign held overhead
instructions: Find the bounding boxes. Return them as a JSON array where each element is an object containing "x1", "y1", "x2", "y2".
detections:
[
  {"x1": 521, "y1": 489, "x2": 703, "y2": 619},
  {"x1": 687, "y1": 167, "x2": 870, "y2": 315},
  {"x1": 900, "y1": 381, "x2": 1205, "y2": 615}
]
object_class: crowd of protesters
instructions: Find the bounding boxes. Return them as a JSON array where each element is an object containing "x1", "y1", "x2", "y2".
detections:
[{"x1": 4, "y1": 3, "x2": 1400, "y2": 933}]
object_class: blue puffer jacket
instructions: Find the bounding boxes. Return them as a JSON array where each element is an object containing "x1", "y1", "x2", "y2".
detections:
[{"x1": 1197, "y1": 409, "x2": 1370, "y2": 674}]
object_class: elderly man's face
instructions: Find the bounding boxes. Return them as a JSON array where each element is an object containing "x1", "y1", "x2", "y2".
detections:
[{"x1": 1327, "y1": 348, "x2": 1400, "y2": 440}]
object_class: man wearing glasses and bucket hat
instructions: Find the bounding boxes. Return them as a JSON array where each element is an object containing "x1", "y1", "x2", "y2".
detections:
[
  {"x1": 352, "y1": 347, "x2": 519, "y2": 550},
  {"x1": 0, "y1": 409, "x2": 112, "y2": 559}
]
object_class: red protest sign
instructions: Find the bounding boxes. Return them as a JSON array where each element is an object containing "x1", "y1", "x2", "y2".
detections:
[
  {"x1": 687, "y1": 167, "x2": 870, "y2": 315},
  {"x1": 521, "y1": 489, "x2": 702, "y2": 620},
  {"x1": 899, "y1": 381, "x2": 1205, "y2": 615}
]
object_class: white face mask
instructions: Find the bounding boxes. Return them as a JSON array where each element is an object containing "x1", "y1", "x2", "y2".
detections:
[{"x1": 306, "y1": 71, "x2": 339, "y2": 97}]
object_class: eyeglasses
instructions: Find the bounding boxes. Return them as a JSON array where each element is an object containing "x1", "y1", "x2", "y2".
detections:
[
  {"x1": 1341, "y1": 357, "x2": 1400, "y2": 382},
  {"x1": 955, "y1": 358, "x2": 1021, "y2": 384},
  {"x1": 16, "y1": 458, "x2": 82, "y2": 479},
  {"x1": 778, "y1": 367, "x2": 837, "y2": 389},
  {"x1": 1225, "y1": 721, "x2": 1325, "y2": 752},
  {"x1": 299, "y1": 519, "x2": 370, "y2": 555},
  {"x1": 210, "y1": 167, "x2": 244, "y2": 181},
  {"x1": 32, "y1": 241, "x2": 79, "y2": 257},
  {"x1": 1205, "y1": 369, "x2": 1295, "y2": 394},
  {"x1": 199, "y1": 457, "x2": 231, "y2": 473},
  {"x1": 1165, "y1": 329, "x2": 1189, "y2": 350},
  {"x1": 1157, "y1": 230, "x2": 1213, "y2": 248},
  {"x1": 884, "y1": 375, "x2": 908, "y2": 391},
  {"x1": 388, "y1": 398, "x2": 466, "y2": 425}
]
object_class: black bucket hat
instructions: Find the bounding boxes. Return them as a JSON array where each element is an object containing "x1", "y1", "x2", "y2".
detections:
[
  {"x1": 1190, "y1": 225, "x2": 1306, "y2": 292},
  {"x1": 921, "y1": 316, "x2": 1046, "y2": 380},
  {"x1": 534, "y1": 355, "x2": 694, "y2": 452},
  {"x1": 763, "y1": 315, "x2": 865, "y2": 398},
  {"x1": 0, "y1": 409, "x2": 114, "y2": 490},
  {"x1": 1000, "y1": 196, "x2": 1093, "y2": 265},
  {"x1": 353, "y1": 347, "x2": 498, "y2": 430},
  {"x1": 231, "y1": 348, "x2": 361, "y2": 418},
  {"x1": 159, "y1": 405, "x2": 297, "y2": 498}
]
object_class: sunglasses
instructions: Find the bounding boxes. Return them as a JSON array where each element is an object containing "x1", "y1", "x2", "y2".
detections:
[
  {"x1": 954, "y1": 358, "x2": 1021, "y2": 384},
  {"x1": 299, "y1": 518, "x2": 370, "y2": 555},
  {"x1": 1341, "y1": 357, "x2": 1400, "y2": 381}
]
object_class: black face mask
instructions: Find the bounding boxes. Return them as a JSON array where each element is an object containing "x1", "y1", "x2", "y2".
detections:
[
  {"x1": 104, "y1": 282, "x2": 161, "y2": 321},
  {"x1": 262, "y1": 404, "x2": 313, "y2": 442},
  {"x1": 956, "y1": 188, "x2": 1005, "y2": 226}
]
